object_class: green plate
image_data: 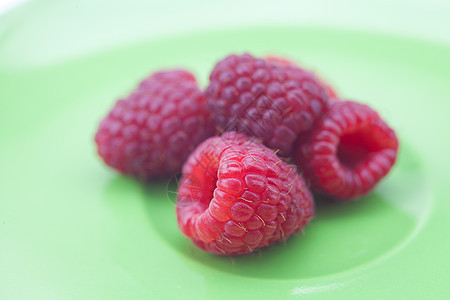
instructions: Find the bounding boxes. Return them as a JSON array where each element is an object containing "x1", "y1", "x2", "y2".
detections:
[{"x1": 1, "y1": 1, "x2": 450, "y2": 299}]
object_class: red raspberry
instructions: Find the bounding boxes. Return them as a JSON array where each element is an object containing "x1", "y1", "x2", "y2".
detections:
[
  {"x1": 294, "y1": 100, "x2": 398, "y2": 200},
  {"x1": 266, "y1": 54, "x2": 338, "y2": 99},
  {"x1": 95, "y1": 69, "x2": 214, "y2": 179},
  {"x1": 176, "y1": 132, "x2": 314, "y2": 255},
  {"x1": 205, "y1": 53, "x2": 329, "y2": 156}
]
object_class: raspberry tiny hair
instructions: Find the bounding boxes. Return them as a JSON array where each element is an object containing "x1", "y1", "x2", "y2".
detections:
[
  {"x1": 294, "y1": 100, "x2": 398, "y2": 200},
  {"x1": 95, "y1": 69, "x2": 214, "y2": 179},
  {"x1": 176, "y1": 132, "x2": 314, "y2": 255},
  {"x1": 205, "y1": 53, "x2": 329, "y2": 156}
]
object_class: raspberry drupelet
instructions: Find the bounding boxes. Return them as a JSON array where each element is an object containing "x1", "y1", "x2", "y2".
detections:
[{"x1": 266, "y1": 54, "x2": 338, "y2": 99}]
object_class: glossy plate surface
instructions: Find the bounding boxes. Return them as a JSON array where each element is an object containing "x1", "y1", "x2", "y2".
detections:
[{"x1": 1, "y1": 1, "x2": 450, "y2": 299}]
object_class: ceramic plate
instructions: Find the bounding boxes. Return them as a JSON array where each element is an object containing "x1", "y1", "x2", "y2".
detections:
[{"x1": 1, "y1": 2, "x2": 449, "y2": 299}]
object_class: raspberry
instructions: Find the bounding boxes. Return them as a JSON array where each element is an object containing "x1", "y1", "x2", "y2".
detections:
[
  {"x1": 176, "y1": 132, "x2": 314, "y2": 255},
  {"x1": 266, "y1": 54, "x2": 338, "y2": 99},
  {"x1": 95, "y1": 69, "x2": 214, "y2": 179},
  {"x1": 294, "y1": 100, "x2": 398, "y2": 200},
  {"x1": 205, "y1": 53, "x2": 329, "y2": 156}
]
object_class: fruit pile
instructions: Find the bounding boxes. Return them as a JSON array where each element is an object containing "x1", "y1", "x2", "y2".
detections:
[{"x1": 95, "y1": 53, "x2": 399, "y2": 255}]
